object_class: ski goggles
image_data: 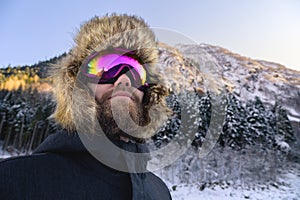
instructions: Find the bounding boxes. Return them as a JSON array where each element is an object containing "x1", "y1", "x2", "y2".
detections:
[{"x1": 80, "y1": 50, "x2": 149, "y2": 90}]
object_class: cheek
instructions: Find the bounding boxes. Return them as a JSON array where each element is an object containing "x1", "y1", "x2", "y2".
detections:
[
  {"x1": 95, "y1": 85, "x2": 112, "y2": 101},
  {"x1": 94, "y1": 89, "x2": 104, "y2": 102},
  {"x1": 88, "y1": 83, "x2": 113, "y2": 101}
]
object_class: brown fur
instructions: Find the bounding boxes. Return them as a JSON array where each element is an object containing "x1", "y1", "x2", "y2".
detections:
[{"x1": 50, "y1": 14, "x2": 171, "y2": 138}]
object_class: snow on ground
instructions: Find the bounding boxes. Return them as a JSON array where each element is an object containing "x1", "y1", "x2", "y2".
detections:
[
  {"x1": 0, "y1": 148, "x2": 24, "y2": 160},
  {"x1": 2, "y1": 146, "x2": 299, "y2": 200},
  {"x1": 286, "y1": 106, "x2": 300, "y2": 122},
  {"x1": 0, "y1": 149, "x2": 13, "y2": 160},
  {"x1": 288, "y1": 115, "x2": 300, "y2": 123},
  {"x1": 167, "y1": 172, "x2": 300, "y2": 200}
]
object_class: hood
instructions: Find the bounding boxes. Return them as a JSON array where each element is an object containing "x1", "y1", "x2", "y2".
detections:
[{"x1": 50, "y1": 14, "x2": 171, "y2": 137}]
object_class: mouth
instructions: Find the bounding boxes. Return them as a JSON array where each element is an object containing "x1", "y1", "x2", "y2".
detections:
[{"x1": 110, "y1": 91, "x2": 133, "y2": 100}]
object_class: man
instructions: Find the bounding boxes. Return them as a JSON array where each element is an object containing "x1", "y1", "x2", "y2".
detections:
[{"x1": 0, "y1": 14, "x2": 172, "y2": 200}]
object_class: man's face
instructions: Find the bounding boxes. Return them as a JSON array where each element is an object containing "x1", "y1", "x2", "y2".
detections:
[
  {"x1": 88, "y1": 73, "x2": 147, "y2": 141},
  {"x1": 89, "y1": 74, "x2": 144, "y2": 104}
]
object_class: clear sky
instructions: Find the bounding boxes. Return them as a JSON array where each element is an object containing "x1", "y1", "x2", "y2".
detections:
[{"x1": 0, "y1": 0, "x2": 299, "y2": 71}]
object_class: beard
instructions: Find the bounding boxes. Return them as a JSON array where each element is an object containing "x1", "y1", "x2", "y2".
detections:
[{"x1": 96, "y1": 86, "x2": 150, "y2": 142}]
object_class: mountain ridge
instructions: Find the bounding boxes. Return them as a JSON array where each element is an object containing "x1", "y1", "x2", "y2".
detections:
[{"x1": 155, "y1": 43, "x2": 300, "y2": 123}]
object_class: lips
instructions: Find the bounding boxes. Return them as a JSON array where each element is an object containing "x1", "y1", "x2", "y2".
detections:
[{"x1": 110, "y1": 91, "x2": 133, "y2": 100}]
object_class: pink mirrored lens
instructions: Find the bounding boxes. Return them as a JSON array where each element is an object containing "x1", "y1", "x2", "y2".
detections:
[{"x1": 84, "y1": 53, "x2": 147, "y2": 85}]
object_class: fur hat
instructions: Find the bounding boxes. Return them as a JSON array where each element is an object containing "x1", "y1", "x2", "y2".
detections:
[{"x1": 50, "y1": 14, "x2": 170, "y2": 138}]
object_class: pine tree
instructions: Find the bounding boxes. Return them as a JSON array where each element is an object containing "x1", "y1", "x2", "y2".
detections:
[
  {"x1": 245, "y1": 96, "x2": 275, "y2": 148},
  {"x1": 221, "y1": 94, "x2": 248, "y2": 149},
  {"x1": 153, "y1": 92, "x2": 181, "y2": 147},
  {"x1": 192, "y1": 92, "x2": 211, "y2": 147},
  {"x1": 272, "y1": 102, "x2": 295, "y2": 152}
]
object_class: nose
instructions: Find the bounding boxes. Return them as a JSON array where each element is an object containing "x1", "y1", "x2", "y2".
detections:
[{"x1": 114, "y1": 74, "x2": 131, "y2": 88}]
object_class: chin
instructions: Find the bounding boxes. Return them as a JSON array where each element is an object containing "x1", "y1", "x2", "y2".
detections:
[{"x1": 97, "y1": 97, "x2": 146, "y2": 140}]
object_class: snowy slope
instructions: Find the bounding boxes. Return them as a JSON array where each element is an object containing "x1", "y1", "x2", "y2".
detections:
[
  {"x1": 157, "y1": 43, "x2": 300, "y2": 123},
  {"x1": 169, "y1": 172, "x2": 300, "y2": 200},
  {"x1": 154, "y1": 44, "x2": 300, "y2": 199},
  {"x1": 180, "y1": 44, "x2": 300, "y2": 121}
]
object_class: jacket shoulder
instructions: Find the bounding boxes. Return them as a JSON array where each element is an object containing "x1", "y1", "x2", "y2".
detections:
[
  {"x1": 0, "y1": 153, "x2": 48, "y2": 169},
  {"x1": 0, "y1": 153, "x2": 65, "y2": 185},
  {"x1": 0, "y1": 153, "x2": 133, "y2": 200},
  {"x1": 0, "y1": 153, "x2": 57, "y2": 199}
]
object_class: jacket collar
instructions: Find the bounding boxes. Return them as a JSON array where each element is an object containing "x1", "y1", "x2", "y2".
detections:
[
  {"x1": 34, "y1": 130, "x2": 150, "y2": 173},
  {"x1": 34, "y1": 130, "x2": 84, "y2": 153}
]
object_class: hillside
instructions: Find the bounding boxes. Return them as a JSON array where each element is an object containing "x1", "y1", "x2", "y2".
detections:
[{"x1": 157, "y1": 43, "x2": 300, "y2": 122}]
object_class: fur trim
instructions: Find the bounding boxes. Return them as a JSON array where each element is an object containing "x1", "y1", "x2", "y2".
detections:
[{"x1": 51, "y1": 14, "x2": 170, "y2": 137}]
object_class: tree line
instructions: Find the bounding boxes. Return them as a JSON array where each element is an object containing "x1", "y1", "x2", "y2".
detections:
[{"x1": 154, "y1": 91, "x2": 297, "y2": 155}]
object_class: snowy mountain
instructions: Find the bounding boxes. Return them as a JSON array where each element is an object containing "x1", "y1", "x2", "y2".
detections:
[
  {"x1": 153, "y1": 43, "x2": 300, "y2": 199},
  {"x1": 157, "y1": 43, "x2": 300, "y2": 122}
]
